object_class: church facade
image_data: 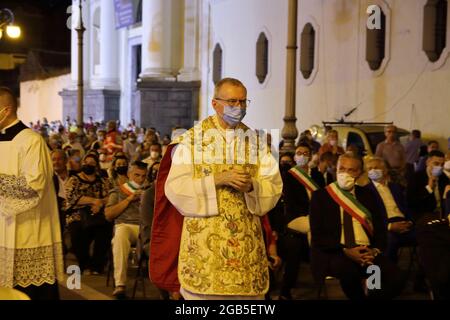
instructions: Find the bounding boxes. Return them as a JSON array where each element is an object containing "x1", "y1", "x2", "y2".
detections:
[{"x1": 61, "y1": 0, "x2": 450, "y2": 145}]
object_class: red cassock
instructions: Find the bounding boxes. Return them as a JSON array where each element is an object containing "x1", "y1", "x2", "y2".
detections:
[{"x1": 149, "y1": 144, "x2": 276, "y2": 293}]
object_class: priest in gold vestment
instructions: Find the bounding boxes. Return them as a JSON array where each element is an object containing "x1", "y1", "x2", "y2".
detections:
[{"x1": 163, "y1": 78, "x2": 282, "y2": 300}]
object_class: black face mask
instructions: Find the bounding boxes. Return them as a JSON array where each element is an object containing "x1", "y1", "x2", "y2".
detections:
[
  {"x1": 115, "y1": 166, "x2": 128, "y2": 176},
  {"x1": 81, "y1": 165, "x2": 96, "y2": 176},
  {"x1": 279, "y1": 163, "x2": 292, "y2": 172}
]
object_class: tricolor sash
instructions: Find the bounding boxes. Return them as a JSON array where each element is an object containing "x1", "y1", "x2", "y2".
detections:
[
  {"x1": 289, "y1": 166, "x2": 320, "y2": 193},
  {"x1": 119, "y1": 182, "x2": 139, "y2": 196},
  {"x1": 326, "y1": 182, "x2": 374, "y2": 237}
]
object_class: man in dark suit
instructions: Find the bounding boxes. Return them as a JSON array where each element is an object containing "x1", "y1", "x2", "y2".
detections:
[
  {"x1": 408, "y1": 150, "x2": 449, "y2": 298},
  {"x1": 310, "y1": 151, "x2": 335, "y2": 188},
  {"x1": 278, "y1": 143, "x2": 313, "y2": 300},
  {"x1": 365, "y1": 157, "x2": 415, "y2": 263},
  {"x1": 407, "y1": 150, "x2": 448, "y2": 222},
  {"x1": 310, "y1": 153, "x2": 405, "y2": 300}
]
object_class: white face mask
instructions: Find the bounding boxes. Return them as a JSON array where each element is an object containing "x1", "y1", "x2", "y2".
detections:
[
  {"x1": 337, "y1": 172, "x2": 355, "y2": 191},
  {"x1": 129, "y1": 180, "x2": 144, "y2": 190},
  {"x1": 150, "y1": 151, "x2": 160, "y2": 159},
  {"x1": 294, "y1": 155, "x2": 310, "y2": 167},
  {"x1": 368, "y1": 169, "x2": 384, "y2": 182}
]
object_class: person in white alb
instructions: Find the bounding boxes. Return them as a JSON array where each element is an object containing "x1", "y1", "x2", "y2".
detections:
[
  {"x1": 0, "y1": 87, "x2": 64, "y2": 300},
  {"x1": 152, "y1": 78, "x2": 283, "y2": 300}
]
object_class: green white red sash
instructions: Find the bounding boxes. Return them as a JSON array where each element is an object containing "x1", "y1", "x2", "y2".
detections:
[
  {"x1": 120, "y1": 182, "x2": 139, "y2": 196},
  {"x1": 288, "y1": 167, "x2": 319, "y2": 193},
  {"x1": 326, "y1": 182, "x2": 374, "y2": 237}
]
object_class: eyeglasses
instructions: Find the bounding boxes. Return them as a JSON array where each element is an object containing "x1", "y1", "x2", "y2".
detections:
[{"x1": 214, "y1": 98, "x2": 251, "y2": 107}]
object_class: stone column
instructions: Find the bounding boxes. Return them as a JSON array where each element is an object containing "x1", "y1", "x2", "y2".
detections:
[
  {"x1": 70, "y1": 0, "x2": 90, "y2": 89},
  {"x1": 178, "y1": 0, "x2": 200, "y2": 81},
  {"x1": 91, "y1": 0, "x2": 119, "y2": 89},
  {"x1": 140, "y1": 0, "x2": 181, "y2": 80}
]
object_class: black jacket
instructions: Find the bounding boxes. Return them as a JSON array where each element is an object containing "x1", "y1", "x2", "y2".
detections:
[
  {"x1": 310, "y1": 167, "x2": 334, "y2": 188},
  {"x1": 283, "y1": 171, "x2": 310, "y2": 225},
  {"x1": 310, "y1": 185, "x2": 388, "y2": 253},
  {"x1": 407, "y1": 170, "x2": 448, "y2": 221}
]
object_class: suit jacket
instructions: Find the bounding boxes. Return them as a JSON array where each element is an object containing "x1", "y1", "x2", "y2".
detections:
[
  {"x1": 407, "y1": 170, "x2": 448, "y2": 221},
  {"x1": 283, "y1": 170, "x2": 310, "y2": 224},
  {"x1": 310, "y1": 185, "x2": 388, "y2": 253},
  {"x1": 366, "y1": 181, "x2": 412, "y2": 223},
  {"x1": 310, "y1": 167, "x2": 334, "y2": 189}
]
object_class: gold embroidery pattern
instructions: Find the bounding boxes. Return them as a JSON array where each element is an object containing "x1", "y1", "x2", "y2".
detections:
[{"x1": 178, "y1": 117, "x2": 269, "y2": 296}]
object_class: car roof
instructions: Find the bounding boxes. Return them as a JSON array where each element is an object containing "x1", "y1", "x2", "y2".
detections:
[{"x1": 329, "y1": 124, "x2": 409, "y2": 134}]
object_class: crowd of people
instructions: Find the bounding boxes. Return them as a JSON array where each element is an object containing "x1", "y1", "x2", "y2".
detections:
[
  {"x1": 270, "y1": 125, "x2": 450, "y2": 300},
  {"x1": 29, "y1": 116, "x2": 176, "y2": 298},
  {"x1": 27, "y1": 113, "x2": 450, "y2": 300},
  {"x1": 2, "y1": 79, "x2": 449, "y2": 301}
]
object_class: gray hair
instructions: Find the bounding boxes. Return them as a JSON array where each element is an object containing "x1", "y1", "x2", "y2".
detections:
[{"x1": 338, "y1": 152, "x2": 364, "y2": 170}]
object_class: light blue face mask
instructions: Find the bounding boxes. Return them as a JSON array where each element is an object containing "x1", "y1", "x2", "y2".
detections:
[
  {"x1": 431, "y1": 166, "x2": 443, "y2": 177},
  {"x1": 222, "y1": 106, "x2": 246, "y2": 127},
  {"x1": 368, "y1": 169, "x2": 384, "y2": 182}
]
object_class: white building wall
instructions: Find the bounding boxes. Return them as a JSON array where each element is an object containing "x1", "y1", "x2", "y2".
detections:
[
  {"x1": 208, "y1": 0, "x2": 288, "y2": 132},
  {"x1": 297, "y1": 0, "x2": 450, "y2": 146},
  {"x1": 208, "y1": 0, "x2": 450, "y2": 146},
  {"x1": 19, "y1": 74, "x2": 72, "y2": 125}
]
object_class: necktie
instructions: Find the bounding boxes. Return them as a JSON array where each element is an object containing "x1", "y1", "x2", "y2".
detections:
[{"x1": 343, "y1": 211, "x2": 356, "y2": 248}]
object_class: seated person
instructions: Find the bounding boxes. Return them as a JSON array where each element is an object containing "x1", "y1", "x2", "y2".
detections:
[
  {"x1": 310, "y1": 153, "x2": 405, "y2": 300},
  {"x1": 105, "y1": 161, "x2": 148, "y2": 298},
  {"x1": 278, "y1": 144, "x2": 316, "y2": 300},
  {"x1": 310, "y1": 151, "x2": 335, "y2": 188},
  {"x1": 407, "y1": 150, "x2": 448, "y2": 223},
  {"x1": 365, "y1": 157, "x2": 415, "y2": 263}
]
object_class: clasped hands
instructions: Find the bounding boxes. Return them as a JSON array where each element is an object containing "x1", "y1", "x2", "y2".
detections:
[
  {"x1": 343, "y1": 246, "x2": 379, "y2": 267},
  {"x1": 214, "y1": 169, "x2": 254, "y2": 193}
]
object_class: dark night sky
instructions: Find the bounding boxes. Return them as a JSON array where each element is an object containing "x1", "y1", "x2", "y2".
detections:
[
  {"x1": 0, "y1": 0, "x2": 72, "y2": 54},
  {"x1": 0, "y1": 0, "x2": 72, "y2": 94}
]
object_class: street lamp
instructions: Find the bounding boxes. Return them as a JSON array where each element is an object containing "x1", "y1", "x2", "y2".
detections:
[
  {"x1": 75, "y1": 0, "x2": 86, "y2": 125},
  {"x1": 0, "y1": 8, "x2": 22, "y2": 40}
]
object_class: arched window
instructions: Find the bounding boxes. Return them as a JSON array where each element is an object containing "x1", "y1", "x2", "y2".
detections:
[
  {"x1": 256, "y1": 32, "x2": 269, "y2": 84},
  {"x1": 366, "y1": 7, "x2": 386, "y2": 71},
  {"x1": 423, "y1": 0, "x2": 448, "y2": 62},
  {"x1": 213, "y1": 44, "x2": 223, "y2": 85},
  {"x1": 135, "y1": 0, "x2": 143, "y2": 24},
  {"x1": 300, "y1": 23, "x2": 315, "y2": 79}
]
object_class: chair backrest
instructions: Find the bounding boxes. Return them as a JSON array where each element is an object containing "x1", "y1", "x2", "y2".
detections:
[{"x1": 0, "y1": 288, "x2": 31, "y2": 300}]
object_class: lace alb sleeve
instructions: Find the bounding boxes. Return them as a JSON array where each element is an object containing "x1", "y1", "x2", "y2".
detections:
[{"x1": 0, "y1": 174, "x2": 40, "y2": 217}]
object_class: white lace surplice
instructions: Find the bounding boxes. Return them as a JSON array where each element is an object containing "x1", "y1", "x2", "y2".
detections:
[{"x1": 0, "y1": 126, "x2": 64, "y2": 288}]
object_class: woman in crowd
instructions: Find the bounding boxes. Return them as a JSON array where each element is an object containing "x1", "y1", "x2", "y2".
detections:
[
  {"x1": 108, "y1": 155, "x2": 129, "y2": 188},
  {"x1": 64, "y1": 154, "x2": 112, "y2": 275}
]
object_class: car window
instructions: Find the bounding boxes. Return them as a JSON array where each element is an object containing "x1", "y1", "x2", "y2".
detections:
[
  {"x1": 347, "y1": 132, "x2": 365, "y2": 157},
  {"x1": 366, "y1": 131, "x2": 409, "y2": 154}
]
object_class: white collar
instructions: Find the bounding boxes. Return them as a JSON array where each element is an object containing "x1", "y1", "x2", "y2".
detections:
[{"x1": 0, "y1": 119, "x2": 20, "y2": 134}]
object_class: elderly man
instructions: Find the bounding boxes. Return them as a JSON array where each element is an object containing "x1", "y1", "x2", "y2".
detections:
[
  {"x1": 105, "y1": 161, "x2": 147, "y2": 299},
  {"x1": 310, "y1": 153, "x2": 404, "y2": 300},
  {"x1": 0, "y1": 87, "x2": 64, "y2": 299},
  {"x1": 51, "y1": 149, "x2": 71, "y2": 251},
  {"x1": 150, "y1": 78, "x2": 282, "y2": 300},
  {"x1": 365, "y1": 157, "x2": 415, "y2": 263},
  {"x1": 375, "y1": 125, "x2": 406, "y2": 185}
]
